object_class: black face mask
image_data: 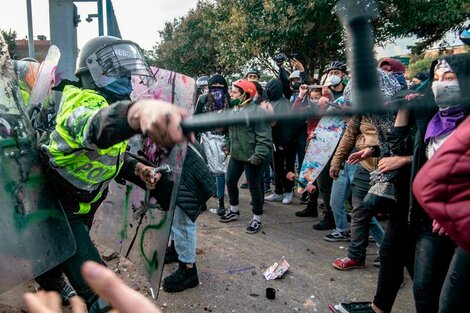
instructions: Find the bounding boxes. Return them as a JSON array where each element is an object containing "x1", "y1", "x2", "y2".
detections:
[
  {"x1": 99, "y1": 77, "x2": 133, "y2": 102},
  {"x1": 291, "y1": 81, "x2": 302, "y2": 91}
]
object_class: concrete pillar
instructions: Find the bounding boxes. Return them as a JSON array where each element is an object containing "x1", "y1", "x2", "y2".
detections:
[{"x1": 49, "y1": 0, "x2": 78, "y2": 82}]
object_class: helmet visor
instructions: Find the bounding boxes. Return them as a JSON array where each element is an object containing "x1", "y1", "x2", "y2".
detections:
[{"x1": 87, "y1": 41, "x2": 155, "y2": 88}]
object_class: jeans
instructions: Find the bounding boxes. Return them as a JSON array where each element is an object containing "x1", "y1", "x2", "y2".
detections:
[
  {"x1": 331, "y1": 163, "x2": 383, "y2": 241},
  {"x1": 215, "y1": 174, "x2": 225, "y2": 198},
  {"x1": 226, "y1": 158, "x2": 264, "y2": 215},
  {"x1": 439, "y1": 247, "x2": 470, "y2": 313},
  {"x1": 171, "y1": 205, "x2": 197, "y2": 264},
  {"x1": 413, "y1": 222, "x2": 456, "y2": 313},
  {"x1": 331, "y1": 163, "x2": 357, "y2": 231},
  {"x1": 348, "y1": 165, "x2": 385, "y2": 260}
]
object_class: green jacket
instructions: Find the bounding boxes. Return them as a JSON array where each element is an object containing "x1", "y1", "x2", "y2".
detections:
[{"x1": 228, "y1": 102, "x2": 272, "y2": 164}]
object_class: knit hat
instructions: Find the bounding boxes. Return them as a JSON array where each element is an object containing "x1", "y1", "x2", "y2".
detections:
[{"x1": 208, "y1": 74, "x2": 228, "y2": 92}]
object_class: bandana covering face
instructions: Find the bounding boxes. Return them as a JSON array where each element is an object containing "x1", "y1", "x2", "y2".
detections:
[
  {"x1": 210, "y1": 88, "x2": 225, "y2": 110},
  {"x1": 424, "y1": 105, "x2": 465, "y2": 143}
]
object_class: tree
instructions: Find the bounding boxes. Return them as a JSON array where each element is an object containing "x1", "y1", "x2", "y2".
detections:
[
  {"x1": 407, "y1": 56, "x2": 436, "y2": 78},
  {"x1": 1, "y1": 29, "x2": 17, "y2": 57},
  {"x1": 148, "y1": 1, "x2": 226, "y2": 77},
  {"x1": 150, "y1": 0, "x2": 469, "y2": 78}
]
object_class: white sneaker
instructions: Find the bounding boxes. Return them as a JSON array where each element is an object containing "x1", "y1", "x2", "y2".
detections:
[
  {"x1": 282, "y1": 192, "x2": 293, "y2": 204},
  {"x1": 265, "y1": 193, "x2": 283, "y2": 202}
]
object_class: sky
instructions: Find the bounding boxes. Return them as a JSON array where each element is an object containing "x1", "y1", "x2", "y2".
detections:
[
  {"x1": 0, "y1": 1, "x2": 464, "y2": 56},
  {"x1": 0, "y1": 0, "x2": 198, "y2": 50}
]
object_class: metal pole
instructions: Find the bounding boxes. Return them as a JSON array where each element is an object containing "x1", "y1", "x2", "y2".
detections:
[
  {"x1": 26, "y1": 0, "x2": 35, "y2": 58},
  {"x1": 97, "y1": 0, "x2": 104, "y2": 36}
]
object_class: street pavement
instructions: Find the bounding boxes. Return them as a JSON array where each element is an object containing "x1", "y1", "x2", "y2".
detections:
[
  {"x1": 157, "y1": 188, "x2": 415, "y2": 313},
  {"x1": 0, "y1": 186, "x2": 415, "y2": 313}
]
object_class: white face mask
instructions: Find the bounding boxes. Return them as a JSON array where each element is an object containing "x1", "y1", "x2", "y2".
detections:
[
  {"x1": 431, "y1": 80, "x2": 462, "y2": 109},
  {"x1": 328, "y1": 75, "x2": 342, "y2": 87}
]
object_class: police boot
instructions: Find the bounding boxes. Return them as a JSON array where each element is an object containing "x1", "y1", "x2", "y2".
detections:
[
  {"x1": 313, "y1": 211, "x2": 336, "y2": 230},
  {"x1": 89, "y1": 298, "x2": 112, "y2": 313},
  {"x1": 163, "y1": 262, "x2": 199, "y2": 293},
  {"x1": 36, "y1": 274, "x2": 77, "y2": 304},
  {"x1": 164, "y1": 240, "x2": 179, "y2": 265}
]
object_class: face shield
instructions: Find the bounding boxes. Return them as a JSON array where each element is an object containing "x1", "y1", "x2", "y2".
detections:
[{"x1": 86, "y1": 41, "x2": 155, "y2": 89}]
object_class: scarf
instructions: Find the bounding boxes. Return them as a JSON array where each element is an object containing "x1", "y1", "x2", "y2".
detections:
[{"x1": 424, "y1": 105, "x2": 465, "y2": 144}]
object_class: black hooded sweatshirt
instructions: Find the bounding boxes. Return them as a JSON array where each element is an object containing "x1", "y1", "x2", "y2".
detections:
[{"x1": 266, "y1": 79, "x2": 292, "y2": 147}]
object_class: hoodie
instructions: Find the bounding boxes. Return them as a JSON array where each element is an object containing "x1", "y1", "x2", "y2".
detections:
[{"x1": 266, "y1": 79, "x2": 292, "y2": 147}]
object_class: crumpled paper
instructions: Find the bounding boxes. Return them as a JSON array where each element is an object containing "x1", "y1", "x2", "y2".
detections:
[{"x1": 263, "y1": 257, "x2": 289, "y2": 280}]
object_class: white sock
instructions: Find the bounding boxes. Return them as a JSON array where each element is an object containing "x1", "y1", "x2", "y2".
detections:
[
  {"x1": 253, "y1": 214, "x2": 261, "y2": 222},
  {"x1": 230, "y1": 205, "x2": 239, "y2": 213}
]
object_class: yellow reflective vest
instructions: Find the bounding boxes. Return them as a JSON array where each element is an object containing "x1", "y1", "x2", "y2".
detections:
[{"x1": 45, "y1": 85, "x2": 127, "y2": 213}]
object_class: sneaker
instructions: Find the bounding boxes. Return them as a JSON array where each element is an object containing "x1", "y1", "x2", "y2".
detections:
[
  {"x1": 332, "y1": 257, "x2": 365, "y2": 270},
  {"x1": 264, "y1": 193, "x2": 284, "y2": 202},
  {"x1": 282, "y1": 192, "x2": 293, "y2": 204},
  {"x1": 245, "y1": 219, "x2": 261, "y2": 234},
  {"x1": 373, "y1": 256, "x2": 380, "y2": 267},
  {"x1": 40, "y1": 277, "x2": 77, "y2": 304},
  {"x1": 337, "y1": 301, "x2": 374, "y2": 313},
  {"x1": 240, "y1": 182, "x2": 249, "y2": 189},
  {"x1": 163, "y1": 262, "x2": 199, "y2": 293},
  {"x1": 324, "y1": 230, "x2": 350, "y2": 242},
  {"x1": 219, "y1": 209, "x2": 240, "y2": 222}
]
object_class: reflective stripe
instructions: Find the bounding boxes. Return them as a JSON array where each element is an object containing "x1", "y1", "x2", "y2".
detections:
[
  {"x1": 50, "y1": 131, "x2": 74, "y2": 153},
  {"x1": 76, "y1": 190, "x2": 104, "y2": 214},
  {"x1": 75, "y1": 150, "x2": 120, "y2": 166}
]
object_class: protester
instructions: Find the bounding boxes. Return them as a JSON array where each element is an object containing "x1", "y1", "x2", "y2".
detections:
[
  {"x1": 309, "y1": 61, "x2": 349, "y2": 230},
  {"x1": 162, "y1": 143, "x2": 213, "y2": 293},
  {"x1": 409, "y1": 53, "x2": 470, "y2": 313},
  {"x1": 219, "y1": 79, "x2": 272, "y2": 234},
  {"x1": 196, "y1": 75, "x2": 209, "y2": 96},
  {"x1": 245, "y1": 68, "x2": 261, "y2": 82},
  {"x1": 264, "y1": 79, "x2": 293, "y2": 204},
  {"x1": 410, "y1": 71, "x2": 429, "y2": 91},
  {"x1": 331, "y1": 68, "x2": 400, "y2": 270},
  {"x1": 194, "y1": 74, "x2": 231, "y2": 216}
]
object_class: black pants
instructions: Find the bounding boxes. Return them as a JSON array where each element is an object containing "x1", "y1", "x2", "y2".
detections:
[
  {"x1": 316, "y1": 159, "x2": 333, "y2": 214},
  {"x1": 226, "y1": 158, "x2": 264, "y2": 215},
  {"x1": 413, "y1": 221, "x2": 456, "y2": 313},
  {"x1": 272, "y1": 144, "x2": 294, "y2": 194},
  {"x1": 373, "y1": 167, "x2": 415, "y2": 312},
  {"x1": 36, "y1": 200, "x2": 105, "y2": 308}
]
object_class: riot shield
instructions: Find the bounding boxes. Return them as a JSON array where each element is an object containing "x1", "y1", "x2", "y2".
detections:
[
  {"x1": 92, "y1": 67, "x2": 195, "y2": 297},
  {"x1": 0, "y1": 36, "x2": 75, "y2": 293}
]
